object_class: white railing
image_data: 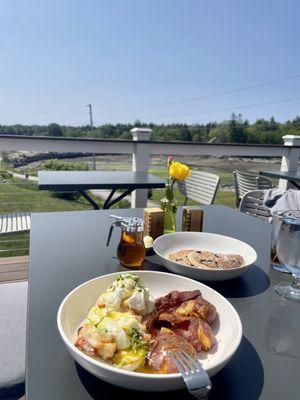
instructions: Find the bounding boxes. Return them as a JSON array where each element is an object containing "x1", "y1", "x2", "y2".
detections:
[{"x1": 0, "y1": 130, "x2": 299, "y2": 207}]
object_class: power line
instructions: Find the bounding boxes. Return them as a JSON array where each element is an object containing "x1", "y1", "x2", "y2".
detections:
[
  {"x1": 98, "y1": 73, "x2": 300, "y2": 110},
  {"x1": 136, "y1": 96, "x2": 300, "y2": 120},
  {"x1": 1, "y1": 74, "x2": 300, "y2": 122},
  {"x1": 1, "y1": 76, "x2": 300, "y2": 125}
]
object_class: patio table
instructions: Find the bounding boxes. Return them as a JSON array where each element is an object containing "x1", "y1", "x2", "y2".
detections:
[
  {"x1": 38, "y1": 171, "x2": 165, "y2": 209},
  {"x1": 27, "y1": 206, "x2": 300, "y2": 399},
  {"x1": 259, "y1": 170, "x2": 300, "y2": 189}
]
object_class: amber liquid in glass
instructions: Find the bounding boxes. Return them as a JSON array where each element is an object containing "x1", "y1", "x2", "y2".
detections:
[{"x1": 117, "y1": 231, "x2": 146, "y2": 268}]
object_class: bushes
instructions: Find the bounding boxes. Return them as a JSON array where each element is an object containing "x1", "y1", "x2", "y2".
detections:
[
  {"x1": 43, "y1": 159, "x2": 89, "y2": 171},
  {"x1": 44, "y1": 159, "x2": 89, "y2": 200},
  {"x1": 0, "y1": 168, "x2": 13, "y2": 180}
]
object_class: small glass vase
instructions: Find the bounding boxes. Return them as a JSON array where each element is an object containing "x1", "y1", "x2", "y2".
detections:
[
  {"x1": 164, "y1": 203, "x2": 176, "y2": 234},
  {"x1": 161, "y1": 182, "x2": 177, "y2": 234}
]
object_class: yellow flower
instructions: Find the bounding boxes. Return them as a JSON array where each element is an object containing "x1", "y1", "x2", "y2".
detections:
[{"x1": 169, "y1": 162, "x2": 190, "y2": 181}]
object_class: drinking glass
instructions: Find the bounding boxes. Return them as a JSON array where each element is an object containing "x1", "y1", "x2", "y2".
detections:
[
  {"x1": 274, "y1": 211, "x2": 300, "y2": 302},
  {"x1": 271, "y1": 211, "x2": 289, "y2": 273}
]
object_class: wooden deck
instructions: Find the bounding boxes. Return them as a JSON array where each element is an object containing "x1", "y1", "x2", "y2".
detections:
[{"x1": 0, "y1": 256, "x2": 28, "y2": 283}]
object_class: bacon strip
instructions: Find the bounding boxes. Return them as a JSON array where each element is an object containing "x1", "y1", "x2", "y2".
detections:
[
  {"x1": 155, "y1": 290, "x2": 202, "y2": 314},
  {"x1": 153, "y1": 313, "x2": 215, "y2": 351},
  {"x1": 148, "y1": 329, "x2": 196, "y2": 373},
  {"x1": 174, "y1": 298, "x2": 216, "y2": 324},
  {"x1": 148, "y1": 290, "x2": 217, "y2": 358},
  {"x1": 172, "y1": 317, "x2": 215, "y2": 352},
  {"x1": 149, "y1": 290, "x2": 216, "y2": 334}
]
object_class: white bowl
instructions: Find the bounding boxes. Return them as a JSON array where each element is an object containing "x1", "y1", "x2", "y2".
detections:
[
  {"x1": 153, "y1": 232, "x2": 257, "y2": 281},
  {"x1": 57, "y1": 271, "x2": 242, "y2": 391}
]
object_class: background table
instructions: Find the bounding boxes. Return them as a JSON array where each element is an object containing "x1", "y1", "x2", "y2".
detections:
[
  {"x1": 27, "y1": 206, "x2": 300, "y2": 399},
  {"x1": 259, "y1": 170, "x2": 300, "y2": 189},
  {"x1": 38, "y1": 171, "x2": 165, "y2": 209}
]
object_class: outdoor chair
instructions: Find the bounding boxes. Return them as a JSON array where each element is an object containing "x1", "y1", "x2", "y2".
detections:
[
  {"x1": 0, "y1": 281, "x2": 27, "y2": 399},
  {"x1": 239, "y1": 190, "x2": 271, "y2": 221},
  {"x1": 177, "y1": 170, "x2": 220, "y2": 206},
  {"x1": 233, "y1": 170, "x2": 272, "y2": 207},
  {"x1": 0, "y1": 212, "x2": 31, "y2": 235}
]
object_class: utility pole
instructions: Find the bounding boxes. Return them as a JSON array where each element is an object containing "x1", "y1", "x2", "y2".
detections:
[
  {"x1": 86, "y1": 104, "x2": 96, "y2": 170},
  {"x1": 86, "y1": 104, "x2": 93, "y2": 129}
]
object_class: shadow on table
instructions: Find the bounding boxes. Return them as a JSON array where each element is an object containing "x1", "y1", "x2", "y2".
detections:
[
  {"x1": 143, "y1": 259, "x2": 270, "y2": 298},
  {"x1": 208, "y1": 265, "x2": 270, "y2": 298},
  {"x1": 210, "y1": 335, "x2": 264, "y2": 399},
  {"x1": 75, "y1": 336, "x2": 263, "y2": 400},
  {"x1": 75, "y1": 364, "x2": 191, "y2": 400}
]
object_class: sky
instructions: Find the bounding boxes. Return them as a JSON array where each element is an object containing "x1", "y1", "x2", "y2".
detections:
[{"x1": 1, "y1": 0, "x2": 300, "y2": 126}]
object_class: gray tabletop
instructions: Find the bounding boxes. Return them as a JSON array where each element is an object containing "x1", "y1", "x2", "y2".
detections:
[
  {"x1": 259, "y1": 170, "x2": 300, "y2": 182},
  {"x1": 38, "y1": 171, "x2": 165, "y2": 190},
  {"x1": 27, "y1": 206, "x2": 300, "y2": 400}
]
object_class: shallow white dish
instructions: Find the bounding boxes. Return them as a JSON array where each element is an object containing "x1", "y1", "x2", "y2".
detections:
[
  {"x1": 57, "y1": 271, "x2": 242, "y2": 391},
  {"x1": 153, "y1": 232, "x2": 257, "y2": 281}
]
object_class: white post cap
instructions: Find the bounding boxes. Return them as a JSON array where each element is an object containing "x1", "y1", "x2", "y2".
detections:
[
  {"x1": 131, "y1": 128, "x2": 152, "y2": 141},
  {"x1": 282, "y1": 135, "x2": 300, "y2": 146}
]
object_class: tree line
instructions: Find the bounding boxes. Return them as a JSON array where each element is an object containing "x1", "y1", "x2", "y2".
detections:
[{"x1": 1, "y1": 113, "x2": 300, "y2": 144}]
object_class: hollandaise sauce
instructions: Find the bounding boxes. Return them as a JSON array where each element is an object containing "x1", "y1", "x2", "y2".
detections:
[{"x1": 137, "y1": 364, "x2": 163, "y2": 374}]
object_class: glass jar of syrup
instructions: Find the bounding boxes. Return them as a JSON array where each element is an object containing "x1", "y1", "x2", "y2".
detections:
[{"x1": 106, "y1": 215, "x2": 146, "y2": 268}]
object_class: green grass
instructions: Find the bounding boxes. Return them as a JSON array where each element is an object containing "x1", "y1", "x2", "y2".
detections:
[
  {"x1": 0, "y1": 232, "x2": 30, "y2": 257},
  {"x1": 0, "y1": 178, "x2": 130, "y2": 257},
  {"x1": 214, "y1": 191, "x2": 236, "y2": 207},
  {"x1": 0, "y1": 179, "x2": 93, "y2": 213}
]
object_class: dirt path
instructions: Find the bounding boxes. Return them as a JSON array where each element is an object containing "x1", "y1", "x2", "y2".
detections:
[{"x1": 10, "y1": 171, "x2": 38, "y2": 181}]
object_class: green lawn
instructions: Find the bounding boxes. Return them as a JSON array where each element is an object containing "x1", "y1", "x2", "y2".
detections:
[
  {"x1": 0, "y1": 232, "x2": 30, "y2": 257},
  {"x1": 0, "y1": 178, "x2": 129, "y2": 257},
  {"x1": 214, "y1": 191, "x2": 236, "y2": 207},
  {"x1": 0, "y1": 179, "x2": 94, "y2": 213}
]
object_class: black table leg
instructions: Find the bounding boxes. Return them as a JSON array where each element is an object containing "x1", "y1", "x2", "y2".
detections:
[
  {"x1": 103, "y1": 189, "x2": 116, "y2": 209},
  {"x1": 103, "y1": 188, "x2": 134, "y2": 209},
  {"x1": 79, "y1": 190, "x2": 100, "y2": 210}
]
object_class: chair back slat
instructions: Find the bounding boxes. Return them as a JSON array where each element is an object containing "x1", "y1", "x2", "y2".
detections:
[
  {"x1": 239, "y1": 190, "x2": 271, "y2": 221},
  {"x1": 0, "y1": 212, "x2": 31, "y2": 235},
  {"x1": 234, "y1": 170, "x2": 272, "y2": 207},
  {"x1": 178, "y1": 170, "x2": 220, "y2": 205}
]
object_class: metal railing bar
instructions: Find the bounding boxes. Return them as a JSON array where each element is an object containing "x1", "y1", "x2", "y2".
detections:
[
  {"x1": 0, "y1": 199, "x2": 85, "y2": 204},
  {"x1": 0, "y1": 239, "x2": 29, "y2": 243},
  {"x1": 0, "y1": 202, "x2": 55, "y2": 204},
  {"x1": 0, "y1": 190, "x2": 77, "y2": 196},
  {"x1": 0, "y1": 248, "x2": 29, "y2": 253}
]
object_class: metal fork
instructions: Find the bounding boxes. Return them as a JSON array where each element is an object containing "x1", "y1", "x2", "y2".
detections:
[{"x1": 170, "y1": 351, "x2": 212, "y2": 399}]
